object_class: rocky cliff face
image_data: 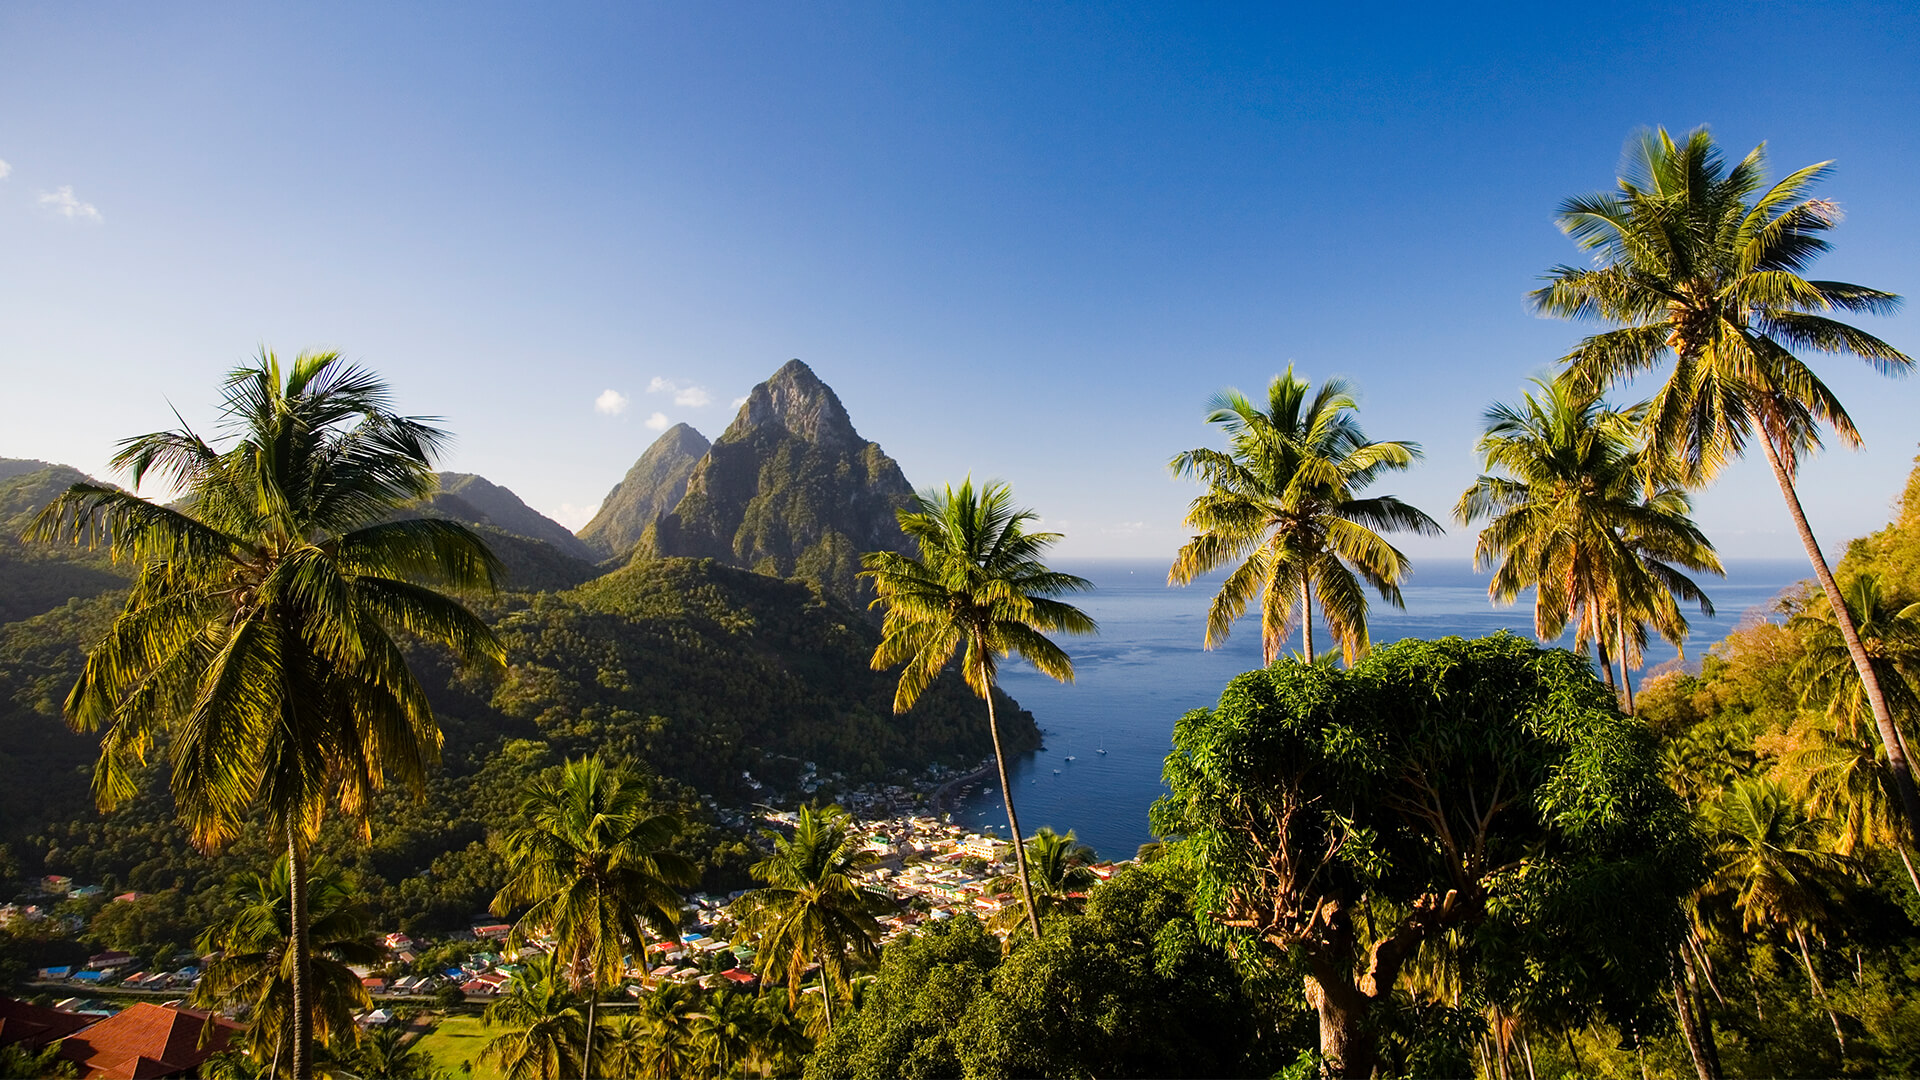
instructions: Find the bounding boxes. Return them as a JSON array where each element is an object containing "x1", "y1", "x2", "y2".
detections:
[
  {"x1": 577, "y1": 423, "x2": 710, "y2": 559},
  {"x1": 647, "y1": 360, "x2": 915, "y2": 606}
]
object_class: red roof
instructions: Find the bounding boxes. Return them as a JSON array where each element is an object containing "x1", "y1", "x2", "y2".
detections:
[
  {"x1": 59, "y1": 1003, "x2": 240, "y2": 1079},
  {"x1": 719, "y1": 968, "x2": 758, "y2": 985},
  {"x1": 0, "y1": 996, "x2": 92, "y2": 1049}
]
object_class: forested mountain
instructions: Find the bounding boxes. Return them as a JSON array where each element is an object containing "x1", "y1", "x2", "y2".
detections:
[
  {"x1": 647, "y1": 360, "x2": 916, "y2": 607},
  {"x1": 578, "y1": 422, "x2": 709, "y2": 559},
  {"x1": 0, "y1": 461, "x2": 128, "y2": 624}
]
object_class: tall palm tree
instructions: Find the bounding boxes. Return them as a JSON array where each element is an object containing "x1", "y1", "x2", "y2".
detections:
[
  {"x1": 985, "y1": 826, "x2": 1097, "y2": 937},
  {"x1": 733, "y1": 804, "x2": 886, "y2": 1034},
  {"x1": 28, "y1": 350, "x2": 506, "y2": 1080},
  {"x1": 1169, "y1": 366, "x2": 1442, "y2": 665},
  {"x1": 1456, "y1": 378, "x2": 1721, "y2": 711},
  {"x1": 346, "y1": 1024, "x2": 437, "y2": 1080},
  {"x1": 1533, "y1": 126, "x2": 1918, "y2": 838},
  {"x1": 1702, "y1": 777, "x2": 1852, "y2": 1054},
  {"x1": 479, "y1": 954, "x2": 588, "y2": 1080},
  {"x1": 192, "y1": 856, "x2": 383, "y2": 1076},
  {"x1": 862, "y1": 479, "x2": 1097, "y2": 936},
  {"x1": 491, "y1": 754, "x2": 697, "y2": 1080}
]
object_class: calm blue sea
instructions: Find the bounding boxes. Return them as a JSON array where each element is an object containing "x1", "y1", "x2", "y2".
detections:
[{"x1": 950, "y1": 557, "x2": 1808, "y2": 861}]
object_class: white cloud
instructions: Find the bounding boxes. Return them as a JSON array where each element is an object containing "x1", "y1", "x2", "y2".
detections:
[
  {"x1": 594, "y1": 389, "x2": 629, "y2": 415},
  {"x1": 39, "y1": 186, "x2": 102, "y2": 222},
  {"x1": 647, "y1": 376, "x2": 711, "y2": 407},
  {"x1": 645, "y1": 412, "x2": 670, "y2": 431},
  {"x1": 0, "y1": 159, "x2": 11, "y2": 180},
  {"x1": 552, "y1": 502, "x2": 600, "y2": 530},
  {"x1": 731, "y1": 396, "x2": 749, "y2": 409}
]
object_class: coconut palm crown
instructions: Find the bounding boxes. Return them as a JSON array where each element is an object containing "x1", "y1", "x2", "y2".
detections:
[
  {"x1": 1532, "y1": 125, "x2": 1918, "y2": 838},
  {"x1": 1170, "y1": 365, "x2": 1442, "y2": 665},
  {"x1": 1456, "y1": 377, "x2": 1721, "y2": 708}
]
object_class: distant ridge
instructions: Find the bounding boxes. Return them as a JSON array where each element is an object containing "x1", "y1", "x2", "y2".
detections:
[
  {"x1": 647, "y1": 359, "x2": 914, "y2": 606},
  {"x1": 578, "y1": 423, "x2": 710, "y2": 559},
  {"x1": 426, "y1": 472, "x2": 600, "y2": 562}
]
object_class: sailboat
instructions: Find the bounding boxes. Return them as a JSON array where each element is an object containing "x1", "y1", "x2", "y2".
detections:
[{"x1": 1097, "y1": 736, "x2": 1107, "y2": 755}]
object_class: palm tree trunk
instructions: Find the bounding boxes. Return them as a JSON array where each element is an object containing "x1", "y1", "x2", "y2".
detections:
[
  {"x1": 983, "y1": 678, "x2": 1042, "y2": 939},
  {"x1": 1792, "y1": 926, "x2": 1845, "y2": 1055},
  {"x1": 583, "y1": 986, "x2": 598, "y2": 1080},
  {"x1": 1759, "y1": 430, "x2": 1920, "y2": 851},
  {"x1": 1617, "y1": 609, "x2": 1636, "y2": 715},
  {"x1": 1899, "y1": 844, "x2": 1920, "y2": 901},
  {"x1": 815, "y1": 942, "x2": 835, "y2": 1033},
  {"x1": 285, "y1": 823, "x2": 313, "y2": 1080},
  {"x1": 1302, "y1": 578, "x2": 1315, "y2": 664},
  {"x1": 1520, "y1": 1025, "x2": 1538, "y2": 1080},
  {"x1": 1674, "y1": 971, "x2": 1718, "y2": 1080},
  {"x1": 1597, "y1": 632, "x2": 1616, "y2": 691}
]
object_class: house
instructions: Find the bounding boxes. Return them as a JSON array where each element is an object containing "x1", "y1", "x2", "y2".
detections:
[
  {"x1": 361, "y1": 976, "x2": 388, "y2": 993},
  {"x1": 718, "y1": 968, "x2": 758, "y2": 987},
  {"x1": 58, "y1": 1002, "x2": 240, "y2": 1079},
  {"x1": 472, "y1": 923, "x2": 512, "y2": 941},
  {"x1": 70, "y1": 886, "x2": 106, "y2": 900},
  {"x1": 41, "y1": 875, "x2": 73, "y2": 895},
  {"x1": 383, "y1": 932, "x2": 414, "y2": 951},
  {"x1": 38, "y1": 966, "x2": 73, "y2": 980},
  {"x1": 110, "y1": 892, "x2": 141, "y2": 904},
  {"x1": 0, "y1": 996, "x2": 92, "y2": 1050},
  {"x1": 88, "y1": 951, "x2": 134, "y2": 970}
]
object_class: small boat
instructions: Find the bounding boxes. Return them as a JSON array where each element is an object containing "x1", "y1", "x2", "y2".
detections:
[
  {"x1": 1052, "y1": 769, "x2": 1061, "y2": 775},
  {"x1": 1064, "y1": 755, "x2": 1076, "y2": 762},
  {"x1": 1096, "y1": 748, "x2": 1107, "y2": 755}
]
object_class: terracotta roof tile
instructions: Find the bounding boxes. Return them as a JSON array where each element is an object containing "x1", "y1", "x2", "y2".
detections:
[
  {"x1": 0, "y1": 997, "x2": 92, "y2": 1049},
  {"x1": 59, "y1": 1002, "x2": 240, "y2": 1079}
]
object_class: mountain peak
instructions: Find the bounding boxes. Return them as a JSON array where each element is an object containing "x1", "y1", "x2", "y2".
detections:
[
  {"x1": 578, "y1": 424, "x2": 711, "y2": 559},
  {"x1": 728, "y1": 358, "x2": 859, "y2": 448}
]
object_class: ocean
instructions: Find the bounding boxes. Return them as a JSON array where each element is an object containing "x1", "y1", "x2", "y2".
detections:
[{"x1": 949, "y1": 557, "x2": 1809, "y2": 861}]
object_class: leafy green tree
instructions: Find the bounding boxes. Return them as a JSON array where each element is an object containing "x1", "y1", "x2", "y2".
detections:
[
  {"x1": 1534, "y1": 125, "x2": 1919, "y2": 840},
  {"x1": 1456, "y1": 378, "x2": 1720, "y2": 711},
  {"x1": 985, "y1": 827, "x2": 1097, "y2": 938},
  {"x1": 734, "y1": 804, "x2": 886, "y2": 1033},
  {"x1": 803, "y1": 915, "x2": 1001, "y2": 1080},
  {"x1": 1168, "y1": 366, "x2": 1441, "y2": 664},
  {"x1": 191, "y1": 855, "x2": 384, "y2": 1073},
  {"x1": 479, "y1": 953, "x2": 587, "y2": 1080},
  {"x1": 491, "y1": 754, "x2": 697, "y2": 1080},
  {"x1": 27, "y1": 350, "x2": 505, "y2": 1079},
  {"x1": 691, "y1": 986, "x2": 761, "y2": 1078},
  {"x1": 1153, "y1": 634, "x2": 1703, "y2": 1077},
  {"x1": 862, "y1": 479, "x2": 1095, "y2": 935}
]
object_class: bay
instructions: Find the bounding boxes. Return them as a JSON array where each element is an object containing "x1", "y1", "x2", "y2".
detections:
[{"x1": 950, "y1": 557, "x2": 1808, "y2": 861}]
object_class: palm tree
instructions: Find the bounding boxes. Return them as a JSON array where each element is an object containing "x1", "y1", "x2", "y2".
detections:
[
  {"x1": 192, "y1": 856, "x2": 384, "y2": 1076},
  {"x1": 592, "y1": 1014, "x2": 649, "y2": 1080},
  {"x1": 862, "y1": 479, "x2": 1096, "y2": 935},
  {"x1": 491, "y1": 754, "x2": 697, "y2": 1080},
  {"x1": 1169, "y1": 366, "x2": 1442, "y2": 665},
  {"x1": 1533, "y1": 126, "x2": 1919, "y2": 838},
  {"x1": 632, "y1": 981, "x2": 704, "y2": 1078},
  {"x1": 346, "y1": 1024, "x2": 437, "y2": 1080},
  {"x1": 1702, "y1": 777, "x2": 1852, "y2": 1054},
  {"x1": 1456, "y1": 378, "x2": 1721, "y2": 711},
  {"x1": 479, "y1": 954, "x2": 588, "y2": 1080},
  {"x1": 1784, "y1": 572, "x2": 1920, "y2": 894},
  {"x1": 27, "y1": 350, "x2": 505, "y2": 1080},
  {"x1": 733, "y1": 804, "x2": 886, "y2": 1034},
  {"x1": 692, "y1": 987, "x2": 761, "y2": 1078},
  {"x1": 985, "y1": 827, "x2": 1097, "y2": 937}
]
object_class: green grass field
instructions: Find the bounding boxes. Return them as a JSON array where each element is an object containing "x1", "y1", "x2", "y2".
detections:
[{"x1": 414, "y1": 1015, "x2": 503, "y2": 1080}]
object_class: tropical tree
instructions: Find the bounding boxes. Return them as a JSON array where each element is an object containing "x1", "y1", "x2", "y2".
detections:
[
  {"x1": 985, "y1": 827, "x2": 1097, "y2": 938},
  {"x1": 346, "y1": 1023, "x2": 438, "y2": 1080},
  {"x1": 631, "y1": 982, "x2": 704, "y2": 1078},
  {"x1": 1456, "y1": 378, "x2": 1720, "y2": 711},
  {"x1": 692, "y1": 987, "x2": 761, "y2": 1078},
  {"x1": 1169, "y1": 365, "x2": 1442, "y2": 665},
  {"x1": 1533, "y1": 125, "x2": 1919, "y2": 838},
  {"x1": 479, "y1": 954, "x2": 587, "y2": 1080},
  {"x1": 733, "y1": 804, "x2": 886, "y2": 1034},
  {"x1": 862, "y1": 479, "x2": 1097, "y2": 936},
  {"x1": 491, "y1": 754, "x2": 697, "y2": 1080},
  {"x1": 26, "y1": 350, "x2": 505, "y2": 1080},
  {"x1": 192, "y1": 856, "x2": 384, "y2": 1074},
  {"x1": 1700, "y1": 777, "x2": 1853, "y2": 1053}
]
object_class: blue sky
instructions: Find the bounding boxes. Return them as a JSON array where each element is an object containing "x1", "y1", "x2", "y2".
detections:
[{"x1": 3, "y1": 2, "x2": 1917, "y2": 562}]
